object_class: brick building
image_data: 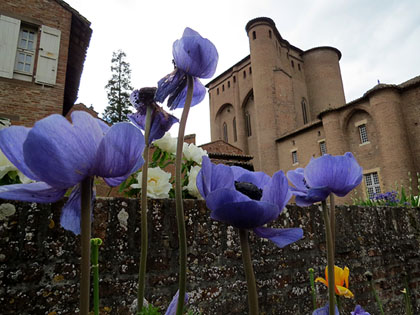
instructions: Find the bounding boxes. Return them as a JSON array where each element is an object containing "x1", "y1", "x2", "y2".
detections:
[
  {"x1": 206, "y1": 17, "x2": 419, "y2": 202},
  {"x1": 0, "y1": 0, "x2": 91, "y2": 126}
]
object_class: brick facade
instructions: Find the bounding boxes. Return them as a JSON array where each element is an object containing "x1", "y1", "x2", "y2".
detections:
[
  {"x1": 207, "y1": 17, "x2": 420, "y2": 203},
  {"x1": 0, "y1": 0, "x2": 91, "y2": 126}
]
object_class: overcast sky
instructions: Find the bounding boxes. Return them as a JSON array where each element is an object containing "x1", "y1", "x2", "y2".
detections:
[{"x1": 65, "y1": 0, "x2": 420, "y2": 145}]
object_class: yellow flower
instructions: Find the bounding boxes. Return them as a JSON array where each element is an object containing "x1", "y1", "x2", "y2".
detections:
[{"x1": 315, "y1": 265, "x2": 354, "y2": 298}]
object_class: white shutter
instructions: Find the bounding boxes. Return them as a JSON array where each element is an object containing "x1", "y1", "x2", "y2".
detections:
[
  {"x1": 35, "y1": 25, "x2": 60, "y2": 85},
  {"x1": 0, "y1": 15, "x2": 20, "y2": 78}
]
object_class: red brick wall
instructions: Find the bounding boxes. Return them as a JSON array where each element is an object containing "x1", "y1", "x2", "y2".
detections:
[{"x1": 0, "y1": 0, "x2": 72, "y2": 126}]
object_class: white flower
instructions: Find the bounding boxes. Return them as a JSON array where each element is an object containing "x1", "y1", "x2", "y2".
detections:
[
  {"x1": 131, "y1": 167, "x2": 172, "y2": 199},
  {"x1": 152, "y1": 132, "x2": 177, "y2": 155},
  {"x1": 183, "y1": 143, "x2": 208, "y2": 165},
  {"x1": 185, "y1": 165, "x2": 203, "y2": 199}
]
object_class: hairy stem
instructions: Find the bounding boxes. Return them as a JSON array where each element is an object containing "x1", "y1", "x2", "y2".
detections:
[
  {"x1": 239, "y1": 229, "x2": 259, "y2": 315},
  {"x1": 137, "y1": 105, "x2": 152, "y2": 314},
  {"x1": 175, "y1": 75, "x2": 194, "y2": 315},
  {"x1": 322, "y1": 199, "x2": 335, "y2": 315},
  {"x1": 91, "y1": 238, "x2": 102, "y2": 315},
  {"x1": 308, "y1": 268, "x2": 317, "y2": 311},
  {"x1": 80, "y1": 177, "x2": 92, "y2": 315}
]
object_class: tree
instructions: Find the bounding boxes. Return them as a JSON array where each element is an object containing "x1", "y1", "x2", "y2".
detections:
[{"x1": 102, "y1": 50, "x2": 134, "y2": 123}]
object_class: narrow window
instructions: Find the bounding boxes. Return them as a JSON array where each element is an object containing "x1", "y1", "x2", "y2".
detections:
[
  {"x1": 223, "y1": 122, "x2": 228, "y2": 142},
  {"x1": 319, "y1": 141, "x2": 327, "y2": 155},
  {"x1": 302, "y1": 99, "x2": 308, "y2": 124},
  {"x1": 243, "y1": 70, "x2": 246, "y2": 79},
  {"x1": 252, "y1": 31, "x2": 256, "y2": 40},
  {"x1": 217, "y1": 88, "x2": 219, "y2": 95},
  {"x1": 291, "y1": 60, "x2": 295, "y2": 68},
  {"x1": 233, "y1": 76, "x2": 236, "y2": 83},
  {"x1": 222, "y1": 84, "x2": 225, "y2": 92},
  {"x1": 15, "y1": 26, "x2": 37, "y2": 74},
  {"x1": 298, "y1": 63, "x2": 301, "y2": 71},
  {"x1": 364, "y1": 172, "x2": 381, "y2": 199},
  {"x1": 269, "y1": 30, "x2": 272, "y2": 38},
  {"x1": 292, "y1": 151, "x2": 298, "y2": 164},
  {"x1": 245, "y1": 111, "x2": 252, "y2": 137},
  {"x1": 249, "y1": 67, "x2": 252, "y2": 75},
  {"x1": 228, "y1": 81, "x2": 230, "y2": 88},
  {"x1": 233, "y1": 117, "x2": 237, "y2": 142},
  {"x1": 359, "y1": 124, "x2": 369, "y2": 144}
]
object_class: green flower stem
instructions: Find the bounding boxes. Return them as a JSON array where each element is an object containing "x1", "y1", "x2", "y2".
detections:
[
  {"x1": 175, "y1": 75, "x2": 194, "y2": 315},
  {"x1": 80, "y1": 176, "x2": 92, "y2": 315},
  {"x1": 329, "y1": 194, "x2": 336, "y2": 256},
  {"x1": 403, "y1": 275, "x2": 413, "y2": 315},
  {"x1": 308, "y1": 268, "x2": 317, "y2": 311},
  {"x1": 369, "y1": 279, "x2": 384, "y2": 315},
  {"x1": 239, "y1": 228, "x2": 259, "y2": 315},
  {"x1": 336, "y1": 295, "x2": 342, "y2": 313},
  {"x1": 137, "y1": 105, "x2": 152, "y2": 314},
  {"x1": 91, "y1": 238, "x2": 103, "y2": 315},
  {"x1": 321, "y1": 199, "x2": 335, "y2": 315}
]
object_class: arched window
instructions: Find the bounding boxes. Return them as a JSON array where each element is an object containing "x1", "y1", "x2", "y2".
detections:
[
  {"x1": 252, "y1": 31, "x2": 256, "y2": 40},
  {"x1": 301, "y1": 99, "x2": 308, "y2": 124},
  {"x1": 223, "y1": 122, "x2": 228, "y2": 142},
  {"x1": 245, "y1": 112, "x2": 252, "y2": 137},
  {"x1": 233, "y1": 117, "x2": 237, "y2": 142},
  {"x1": 269, "y1": 30, "x2": 272, "y2": 38}
]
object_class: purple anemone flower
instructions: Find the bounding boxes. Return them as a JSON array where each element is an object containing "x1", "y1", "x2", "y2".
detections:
[
  {"x1": 287, "y1": 152, "x2": 363, "y2": 206},
  {"x1": 128, "y1": 87, "x2": 179, "y2": 144},
  {"x1": 196, "y1": 156, "x2": 303, "y2": 248},
  {"x1": 0, "y1": 111, "x2": 145, "y2": 234},
  {"x1": 351, "y1": 305, "x2": 370, "y2": 315},
  {"x1": 155, "y1": 27, "x2": 218, "y2": 110},
  {"x1": 313, "y1": 303, "x2": 339, "y2": 315},
  {"x1": 165, "y1": 290, "x2": 188, "y2": 315}
]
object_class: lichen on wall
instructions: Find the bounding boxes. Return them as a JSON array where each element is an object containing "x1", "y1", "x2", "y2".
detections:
[{"x1": 0, "y1": 198, "x2": 419, "y2": 314}]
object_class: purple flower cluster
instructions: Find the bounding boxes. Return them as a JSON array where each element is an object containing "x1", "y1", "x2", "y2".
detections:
[{"x1": 373, "y1": 190, "x2": 399, "y2": 205}]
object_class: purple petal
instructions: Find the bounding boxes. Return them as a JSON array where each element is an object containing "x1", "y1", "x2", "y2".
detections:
[
  {"x1": 94, "y1": 122, "x2": 145, "y2": 179},
  {"x1": 208, "y1": 189, "x2": 279, "y2": 229},
  {"x1": 287, "y1": 168, "x2": 308, "y2": 192},
  {"x1": 253, "y1": 227, "x2": 303, "y2": 248},
  {"x1": 312, "y1": 303, "x2": 339, "y2": 315},
  {"x1": 129, "y1": 107, "x2": 179, "y2": 144},
  {"x1": 0, "y1": 182, "x2": 66, "y2": 203},
  {"x1": 155, "y1": 69, "x2": 185, "y2": 105},
  {"x1": 165, "y1": 290, "x2": 188, "y2": 315},
  {"x1": 0, "y1": 126, "x2": 40, "y2": 181},
  {"x1": 233, "y1": 167, "x2": 271, "y2": 190},
  {"x1": 173, "y1": 27, "x2": 218, "y2": 78},
  {"x1": 130, "y1": 89, "x2": 147, "y2": 114},
  {"x1": 167, "y1": 77, "x2": 206, "y2": 110},
  {"x1": 352, "y1": 305, "x2": 370, "y2": 315},
  {"x1": 262, "y1": 170, "x2": 292, "y2": 212},
  {"x1": 149, "y1": 110, "x2": 179, "y2": 143},
  {"x1": 196, "y1": 156, "x2": 234, "y2": 198},
  {"x1": 60, "y1": 184, "x2": 95, "y2": 235},
  {"x1": 95, "y1": 118, "x2": 110, "y2": 134},
  {"x1": 60, "y1": 185, "x2": 82, "y2": 234},
  {"x1": 305, "y1": 153, "x2": 362, "y2": 197},
  {"x1": 23, "y1": 114, "x2": 100, "y2": 188}
]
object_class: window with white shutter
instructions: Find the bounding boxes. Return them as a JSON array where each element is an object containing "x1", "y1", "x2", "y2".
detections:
[
  {"x1": 0, "y1": 15, "x2": 20, "y2": 79},
  {"x1": 35, "y1": 25, "x2": 61, "y2": 85}
]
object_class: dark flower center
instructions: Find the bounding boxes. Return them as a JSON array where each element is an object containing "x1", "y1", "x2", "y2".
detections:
[{"x1": 235, "y1": 181, "x2": 263, "y2": 200}]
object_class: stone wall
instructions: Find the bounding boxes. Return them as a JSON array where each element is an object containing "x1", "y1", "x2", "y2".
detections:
[{"x1": 0, "y1": 198, "x2": 419, "y2": 314}]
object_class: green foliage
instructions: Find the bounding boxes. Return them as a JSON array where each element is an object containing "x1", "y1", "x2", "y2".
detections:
[
  {"x1": 139, "y1": 304, "x2": 161, "y2": 315},
  {"x1": 102, "y1": 50, "x2": 134, "y2": 123},
  {"x1": 0, "y1": 171, "x2": 22, "y2": 186}
]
